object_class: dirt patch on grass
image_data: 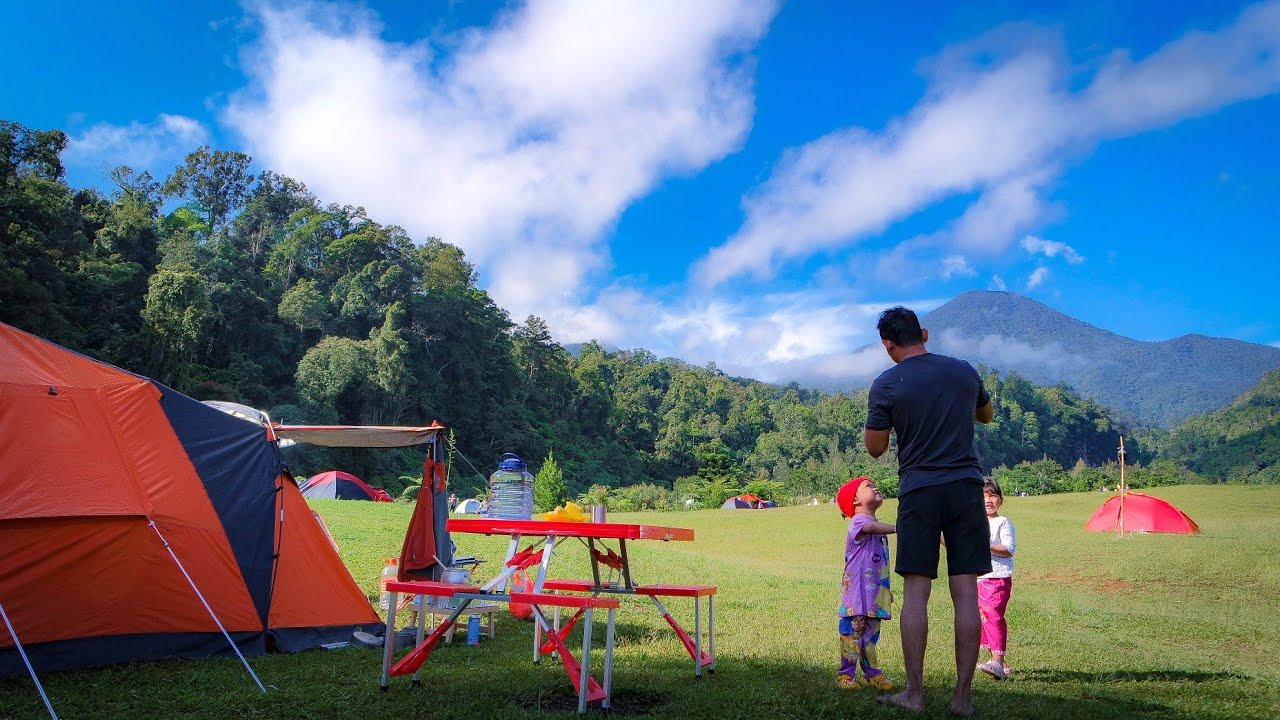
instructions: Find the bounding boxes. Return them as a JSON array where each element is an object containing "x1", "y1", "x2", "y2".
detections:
[
  {"x1": 1023, "y1": 572, "x2": 1223, "y2": 597},
  {"x1": 1021, "y1": 572, "x2": 1139, "y2": 594}
]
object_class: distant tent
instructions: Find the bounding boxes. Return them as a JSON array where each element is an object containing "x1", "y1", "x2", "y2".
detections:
[
  {"x1": 454, "y1": 498, "x2": 482, "y2": 514},
  {"x1": 1085, "y1": 492, "x2": 1200, "y2": 534},
  {"x1": 0, "y1": 321, "x2": 381, "y2": 686},
  {"x1": 721, "y1": 494, "x2": 774, "y2": 509},
  {"x1": 300, "y1": 471, "x2": 394, "y2": 502}
]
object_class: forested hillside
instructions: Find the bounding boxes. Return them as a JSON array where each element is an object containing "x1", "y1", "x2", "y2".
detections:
[
  {"x1": 1151, "y1": 369, "x2": 1280, "y2": 483},
  {"x1": 0, "y1": 120, "x2": 1202, "y2": 505}
]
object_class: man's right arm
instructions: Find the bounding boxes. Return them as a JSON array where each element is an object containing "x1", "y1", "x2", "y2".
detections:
[
  {"x1": 974, "y1": 369, "x2": 994, "y2": 424},
  {"x1": 865, "y1": 377, "x2": 892, "y2": 457},
  {"x1": 975, "y1": 400, "x2": 994, "y2": 424},
  {"x1": 865, "y1": 428, "x2": 890, "y2": 458}
]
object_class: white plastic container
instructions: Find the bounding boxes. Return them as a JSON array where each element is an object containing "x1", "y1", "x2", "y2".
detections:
[{"x1": 379, "y1": 557, "x2": 398, "y2": 611}]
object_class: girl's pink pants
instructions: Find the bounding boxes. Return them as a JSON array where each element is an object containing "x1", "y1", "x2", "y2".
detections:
[{"x1": 978, "y1": 577, "x2": 1012, "y2": 654}]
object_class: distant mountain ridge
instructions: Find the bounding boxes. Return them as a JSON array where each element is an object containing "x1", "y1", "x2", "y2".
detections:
[{"x1": 922, "y1": 291, "x2": 1280, "y2": 428}]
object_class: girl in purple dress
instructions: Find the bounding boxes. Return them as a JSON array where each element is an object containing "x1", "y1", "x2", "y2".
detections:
[{"x1": 836, "y1": 476, "x2": 897, "y2": 690}]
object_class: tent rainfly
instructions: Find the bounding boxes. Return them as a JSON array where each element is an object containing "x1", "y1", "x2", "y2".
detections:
[
  {"x1": 1085, "y1": 492, "x2": 1200, "y2": 534},
  {"x1": 0, "y1": 322, "x2": 385, "y2": 707},
  {"x1": 300, "y1": 471, "x2": 394, "y2": 502}
]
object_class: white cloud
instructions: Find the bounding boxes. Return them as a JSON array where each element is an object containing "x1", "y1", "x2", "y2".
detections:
[
  {"x1": 989, "y1": 274, "x2": 1007, "y2": 291},
  {"x1": 63, "y1": 114, "x2": 208, "y2": 175},
  {"x1": 1025, "y1": 266, "x2": 1050, "y2": 290},
  {"x1": 929, "y1": 328, "x2": 1091, "y2": 381},
  {"x1": 940, "y1": 255, "x2": 976, "y2": 279},
  {"x1": 697, "y1": 1, "x2": 1280, "y2": 287},
  {"x1": 549, "y1": 286, "x2": 943, "y2": 386},
  {"x1": 1021, "y1": 235, "x2": 1084, "y2": 264},
  {"x1": 225, "y1": 0, "x2": 777, "y2": 323}
]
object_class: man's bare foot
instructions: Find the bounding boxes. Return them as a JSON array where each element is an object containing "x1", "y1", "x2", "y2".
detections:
[
  {"x1": 949, "y1": 701, "x2": 978, "y2": 717},
  {"x1": 878, "y1": 691, "x2": 925, "y2": 713}
]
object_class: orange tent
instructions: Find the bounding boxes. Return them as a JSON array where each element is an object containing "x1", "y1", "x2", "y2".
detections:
[
  {"x1": 1085, "y1": 492, "x2": 1200, "y2": 534},
  {"x1": 0, "y1": 322, "x2": 383, "y2": 683}
]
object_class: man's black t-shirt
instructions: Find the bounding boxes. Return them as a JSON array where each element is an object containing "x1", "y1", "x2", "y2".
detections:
[{"x1": 865, "y1": 353, "x2": 990, "y2": 496}]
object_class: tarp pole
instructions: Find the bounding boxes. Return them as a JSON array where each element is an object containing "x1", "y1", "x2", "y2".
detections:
[
  {"x1": 148, "y1": 520, "x2": 266, "y2": 693},
  {"x1": 0, "y1": 600, "x2": 59, "y2": 719}
]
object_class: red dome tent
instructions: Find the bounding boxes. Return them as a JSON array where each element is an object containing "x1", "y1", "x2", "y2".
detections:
[
  {"x1": 301, "y1": 470, "x2": 394, "y2": 502},
  {"x1": 0, "y1": 322, "x2": 383, "y2": 694},
  {"x1": 1085, "y1": 492, "x2": 1200, "y2": 534}
]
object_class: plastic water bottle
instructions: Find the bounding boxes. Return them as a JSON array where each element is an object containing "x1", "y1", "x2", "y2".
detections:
[
  {"x1": 379, "y1": 557, "x2": 399, "y2": 611},
  {"x1": 488, "y1": 453, "x2": 535, "y2": 520},
  {"x1": 466, "y1": 613, "x2": 481, "y2": 645}
]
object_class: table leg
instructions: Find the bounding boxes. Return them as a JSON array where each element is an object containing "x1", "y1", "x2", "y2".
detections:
[
  {"x1": 618, "y1": 539, "x2": 634, "y2": 590},
  {"x1": 579, "y1": 606, "x2": 594, "y2": 714},
  {"x1": 603, "y1": 607, "x2": 616, "y2": 709},
  {"x1": 534, "y1": 611, "x2": 542, "y2": 664},
  {"x1": 588, "y1": 538, "x2": 602, "y2": 588},
  {"x1": 412, "y1": 596, "x2": 427, "y2": 686},
  {"x1": 694, "y1": 596, "x2": 702, "y2": 678},
  {"x1": 534, "y1": 535, "x2": 557, "y2": 592},
  {"x1": 708, "y1": 595, "x2": 716, "y2": 672},
  {"x1": 379, "y1": 588, "x2": 400, "y2": 690}
]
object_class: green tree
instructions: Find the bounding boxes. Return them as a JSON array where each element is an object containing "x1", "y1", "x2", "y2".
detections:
[
  {"x1": 163, "y1": 146, "x2": 256, "y2": 233},
  {"x1": 278, "y1": 278, "x2": 328, "y2": 332},
  {"x1": 533, "y1": 450, "x2": 568, "y2": 512}
]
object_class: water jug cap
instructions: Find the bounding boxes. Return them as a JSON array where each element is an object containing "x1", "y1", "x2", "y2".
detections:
[
  {"x1": 498, "y1": 453, "x2": 526, "y2": 471},
  {"x1": 385, "y1": 557, "x2": 398, "y2": 565}
]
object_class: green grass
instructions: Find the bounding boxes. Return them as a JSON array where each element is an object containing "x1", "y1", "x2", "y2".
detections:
[{"x1": 4, "y1": 485, "x2": 1278, "y2": 719}]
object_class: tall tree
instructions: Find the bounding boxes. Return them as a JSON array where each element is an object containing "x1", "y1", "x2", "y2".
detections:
[{"x1": 162, "y1": 146, "x2": 256, "y2": 234}]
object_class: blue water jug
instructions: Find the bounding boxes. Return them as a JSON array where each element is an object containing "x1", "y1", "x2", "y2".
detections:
[{"x1": 466, "y1": 613, "x2": 481, "y2": 645}]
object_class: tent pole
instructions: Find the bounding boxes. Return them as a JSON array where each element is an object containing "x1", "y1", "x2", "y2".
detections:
[
  {"x1": 148, "y1": 520, "x2": 266, "y2": 693},
  {"x1": 0, "y1": 600, "x2": 59, "y2": 719},
  {"x1": 1118, "y1": 437, "x2": 1127, "y2": 537}
]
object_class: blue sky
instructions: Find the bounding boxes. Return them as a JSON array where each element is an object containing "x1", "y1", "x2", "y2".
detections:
[{"x1": 3, "y1": 0, "x2": 1278, "y2": 386}]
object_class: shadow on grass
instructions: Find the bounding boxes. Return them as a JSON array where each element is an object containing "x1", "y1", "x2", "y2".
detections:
[{"x1": 1017, "y1": 668, "x2": 1252, "y2": 683}]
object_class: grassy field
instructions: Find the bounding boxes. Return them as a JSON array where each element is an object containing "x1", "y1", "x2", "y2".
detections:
[{"x1": 3, "y1": 485, "x2": 1278, "y2": 719}]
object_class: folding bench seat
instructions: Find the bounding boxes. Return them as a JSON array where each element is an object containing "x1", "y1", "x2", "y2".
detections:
[
  {"x1": 537, "y1": 580, "x2": 716, "y2": 678},
  {"x1": 634, "y1": 584, "x2": 716, "y2": 677},
  {"x1": 379, "y1": 579, "x2": 480, "y2": 689}
]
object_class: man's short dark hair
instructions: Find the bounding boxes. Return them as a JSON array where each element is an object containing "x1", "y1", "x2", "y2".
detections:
[{"x1": 877, "y1": 306, "x2": 925, "y2": 346}]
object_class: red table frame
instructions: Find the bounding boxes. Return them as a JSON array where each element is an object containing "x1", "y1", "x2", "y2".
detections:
[{"x1": 379, "y1": 518, "x2": 700, "y2": 712}]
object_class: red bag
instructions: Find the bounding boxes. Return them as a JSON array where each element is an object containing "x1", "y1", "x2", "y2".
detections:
[{"x1": 508, "y1": 569, "x2": 536, "y2": 620}]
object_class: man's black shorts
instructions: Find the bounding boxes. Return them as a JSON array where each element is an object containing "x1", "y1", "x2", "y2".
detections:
[{"x1": 895, "y1": 479, "x2": 991, "y2": 578}]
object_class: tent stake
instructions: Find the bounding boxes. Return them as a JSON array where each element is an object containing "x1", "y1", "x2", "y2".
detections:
[
  {"x1": 148, "y1": 520, "x2": 267, "y2": 692},
  {"x1": 0, "y1": 600, "x2": 59, "y2": 719}
]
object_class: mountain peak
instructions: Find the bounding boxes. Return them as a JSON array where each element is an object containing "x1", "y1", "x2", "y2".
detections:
[{"x1": 920, "y1": 292, "x2": 1280, "y2": 427}]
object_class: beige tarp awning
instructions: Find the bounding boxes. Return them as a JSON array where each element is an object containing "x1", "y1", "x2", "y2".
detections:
[{"x1": 272, "y1": 424, "x2": 445, "y2": 448}]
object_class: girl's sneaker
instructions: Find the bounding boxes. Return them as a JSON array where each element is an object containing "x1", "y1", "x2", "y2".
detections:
[
  {"x1": 864, "y1": 674, "x2": 894, "y2": 691},
  {"x1": 836, "y1": 676, "x2": 865, "y2": 690}
]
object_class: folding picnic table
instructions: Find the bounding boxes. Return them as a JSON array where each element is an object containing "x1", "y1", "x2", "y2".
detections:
[{"x1": 379, "y1": 518, "x2": 710, "y2": 713}]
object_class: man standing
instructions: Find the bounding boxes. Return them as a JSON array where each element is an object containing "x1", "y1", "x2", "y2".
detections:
[{"x1": 865, "y1": 307, "x2": 994, "y2": 717}]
